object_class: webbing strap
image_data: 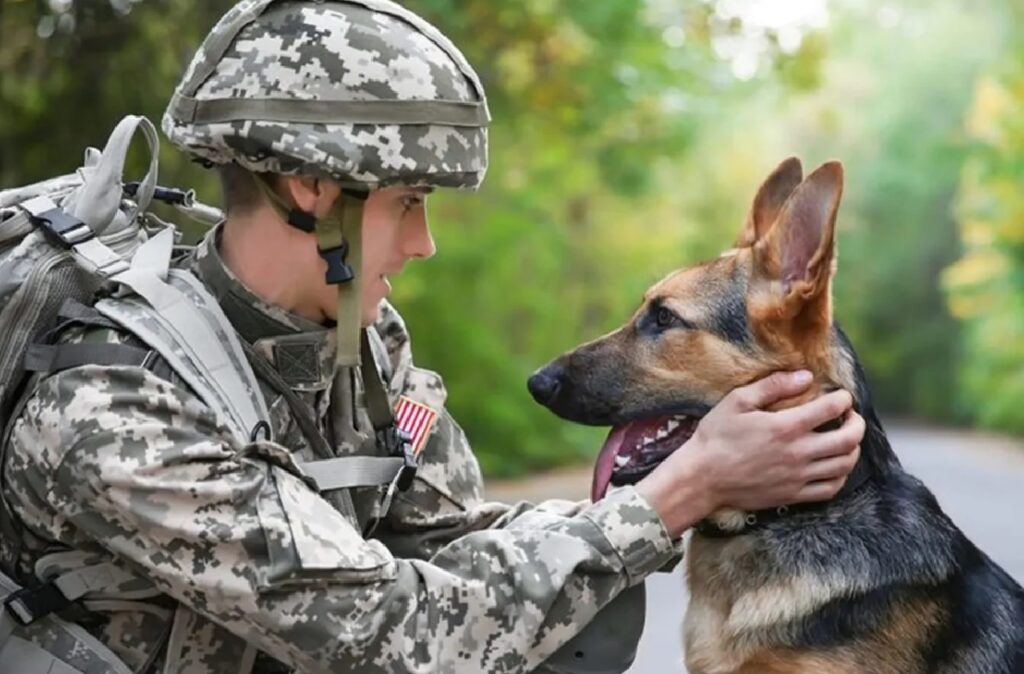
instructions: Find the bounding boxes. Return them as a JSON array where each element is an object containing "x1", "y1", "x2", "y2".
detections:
[
  {"x1": 2, "y1": 636, "x2": 87, "y2": 674},
  {"x1": 360, "y1": 330, "x2": 396, "y2": 433},
  {"x1": 56, "y1": 298, "x2": 117, "y2": 326},
  {"x1": 67, "y1": 115, "x2": 159, "y2": 233},
  {"x1": 22, "y1": 343, "x2": 150, "y2": 373},
  {"x1": 300, "y1": 456, "x2": 404, "y2": 492},
  {"x1": 102, "y1": 229, "x2": 269, "y2": 443},
  {"x1": 317, "y1": 196, "x2": 363, "y2": 367},
  {"x1": 18, "y1": 195, "x2": 129, "y2": 278},
  {"x1": 0, "y1": 566, "x2": 136, "y2": 674},
  {"x1": 50, "y1": 564, "x2": 138, "y2": 607},
  {"x1": 4, "y1": 563, "x2": 136, "y2": 627},
  {"x1": 170, "y1": 94, "x2": 489, "y2": 127}
]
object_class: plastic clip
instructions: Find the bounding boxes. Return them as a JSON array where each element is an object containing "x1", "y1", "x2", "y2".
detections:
[
  {"x1": 378, "y1": 426, "x2": 416, "y2": 492},
  {"x1": 318, "y1": 243, "x2": 354, "y2": 285}
]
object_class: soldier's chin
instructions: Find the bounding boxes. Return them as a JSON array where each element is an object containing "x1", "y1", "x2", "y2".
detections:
[
  {"x1": 360, "y1": 297, "x2": 385, "y2": 327},
  {"x1": 591, "y1": 414, "x2": 700, "y2": 502}
]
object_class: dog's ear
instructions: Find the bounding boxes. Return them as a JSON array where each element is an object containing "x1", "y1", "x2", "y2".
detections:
[
  {"x1": 735, "y1": 157, "x2": 803, "y2": 248},
  {"x1": 754, "y1": 161, "x2": 843, "y2": 319}
]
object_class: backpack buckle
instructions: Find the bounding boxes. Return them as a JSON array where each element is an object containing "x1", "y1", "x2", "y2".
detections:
[
  {"x1": 378, "y1": 425, "x2": 417, "y2": 492},
  {"x1": 3, "y1": 579, "x2": 73, "y2": 626},
  {"x1": 30, "y1": 207, "x2": 94, "y2": 249}
]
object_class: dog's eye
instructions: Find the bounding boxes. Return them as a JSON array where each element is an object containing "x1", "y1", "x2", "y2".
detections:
[{"x1": 655, "y1": 306, "x2": 678, "y2": 328}]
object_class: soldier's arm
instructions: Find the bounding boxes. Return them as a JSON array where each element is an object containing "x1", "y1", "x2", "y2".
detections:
[{"x1": 11, "y1": 364, "x2": 677, "y2": 674}]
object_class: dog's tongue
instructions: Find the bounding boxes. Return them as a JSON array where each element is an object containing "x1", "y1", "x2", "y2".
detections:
[
  {"x1": 592, "y1": 425, "x2": 629, "y2": 503},
  {"x1": 592, "y1": 417, "x2": 673, "y2": 502}
]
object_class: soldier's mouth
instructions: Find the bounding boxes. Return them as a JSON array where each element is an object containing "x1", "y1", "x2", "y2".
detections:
[{"x1": 592, "y1": 414, "x2": 701, "y2": 502}]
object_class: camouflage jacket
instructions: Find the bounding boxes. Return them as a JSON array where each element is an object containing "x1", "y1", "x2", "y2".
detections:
[{"x1": 2, "y1": 227, "x2": 679, "y2": 674}]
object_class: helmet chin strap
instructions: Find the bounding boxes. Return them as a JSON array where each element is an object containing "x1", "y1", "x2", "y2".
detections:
[
  {"x1": 253, "y1": 175, "x2": 365, "y2": 366},
  {"x1": 317, "y1": 191, "x2": 365, "y2": 367}
]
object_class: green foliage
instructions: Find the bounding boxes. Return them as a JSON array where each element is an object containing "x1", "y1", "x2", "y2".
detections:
[
  {"x1": 0, "y1": 0, "x2": 227, "y2": 192},
  {"x1": 804, "y1": 1, "x2": 1000, "y2": 421},
  {"x1": 944, "y1": 2, "x2": 1024, "y2": 432}
]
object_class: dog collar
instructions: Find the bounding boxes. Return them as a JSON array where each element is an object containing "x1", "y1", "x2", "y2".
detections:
[{"x1": 694, "y1": 418, "x2": 872, "y2": 539}]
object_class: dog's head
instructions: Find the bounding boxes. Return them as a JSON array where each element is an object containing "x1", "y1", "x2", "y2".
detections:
[{"x1": 529, "y1": 158, "x2": 855, "y2": 500}]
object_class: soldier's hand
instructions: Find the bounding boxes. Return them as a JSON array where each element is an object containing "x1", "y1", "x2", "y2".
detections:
[{"x1": 636, "y1": 370, "x2": 864, "y2": 538}]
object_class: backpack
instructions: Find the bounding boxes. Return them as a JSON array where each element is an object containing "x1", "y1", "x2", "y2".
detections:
[
  {"x1": 0, "y1": 115, "x2": 252, "y2": 674},
  {"x1": 0, "y1": 115, "x2": 418, "y2": 674}
]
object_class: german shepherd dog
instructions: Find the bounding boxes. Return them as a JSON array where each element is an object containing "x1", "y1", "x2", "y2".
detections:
[{"x1": 528, "y1": 159, "x2": 1024, "y2": 673}]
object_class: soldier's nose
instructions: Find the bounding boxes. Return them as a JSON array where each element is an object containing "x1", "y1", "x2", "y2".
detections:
[{"x1": 527, "y1": 364, "x2": 564, "y2": 406}]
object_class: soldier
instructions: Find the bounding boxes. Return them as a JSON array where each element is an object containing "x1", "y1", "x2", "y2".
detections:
[{"x1": 1, "y1": 1, "x2": 864, "y2": 672}]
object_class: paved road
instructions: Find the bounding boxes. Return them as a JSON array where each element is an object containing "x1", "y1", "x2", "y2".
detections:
[{"x1": 487, "y1": 421, "x2": 1024, "y2": 673}]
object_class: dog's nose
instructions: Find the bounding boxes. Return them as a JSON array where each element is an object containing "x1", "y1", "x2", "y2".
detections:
[{"x1": 527, "y1": 365, "x2": 563, "y2": 405}]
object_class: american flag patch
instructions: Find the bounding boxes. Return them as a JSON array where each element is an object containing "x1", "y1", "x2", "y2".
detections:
[{"x1": 394, "y1": 396, "x2": 439, "y2": 456}]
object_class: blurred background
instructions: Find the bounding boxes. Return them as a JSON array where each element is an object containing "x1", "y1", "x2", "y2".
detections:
[{"x1": 1, "y1": 0, "x2": 1022, "y2": 478}]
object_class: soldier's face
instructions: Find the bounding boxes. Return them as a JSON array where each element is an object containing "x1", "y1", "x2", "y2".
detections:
[{"x1": 317, "y1": 185, "x2": 436, "y2": 325}]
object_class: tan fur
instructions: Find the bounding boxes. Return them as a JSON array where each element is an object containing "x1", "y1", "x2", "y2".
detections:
[
  {"x1": 732, "y1": 599, "x2": 945, "y2": 674},
  {"x1": 684, "y1": 533, "x2": 871, "y2": 674},
  {"x1": 632, "y1": 260, "x2": 785, "y2": 404}
]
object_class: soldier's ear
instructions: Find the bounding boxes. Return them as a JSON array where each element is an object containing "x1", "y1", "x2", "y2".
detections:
[
  {"x1": 279, "y1": 175, "x2": 341, "y2": 219},
  {"x1": 735, "y1": 157, "x2": 803, "y2": 248}
]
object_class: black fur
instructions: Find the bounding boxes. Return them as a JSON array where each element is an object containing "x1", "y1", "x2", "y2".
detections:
[{"x1": 767, "y1": 325, "x2": 1024, "y2": 669}]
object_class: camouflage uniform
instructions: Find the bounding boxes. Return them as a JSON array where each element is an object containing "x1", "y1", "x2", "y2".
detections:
[
  {"x1": 1, "y1": 1, "x2": 681, "y2": 672},
  {"x1": 3, "y1": 227, "x2": 678, "y2": 673}
]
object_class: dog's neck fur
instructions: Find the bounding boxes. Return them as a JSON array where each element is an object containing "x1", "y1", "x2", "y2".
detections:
[
  {"x1": 684, "y1": 326, "x2": 925, "y2": 673},
  {"x1": 825, "y1": 324, "x2": 902, "y2": 481},
  {"x1": 704, "y1": 322, "x2": 900, "y2": 534}
]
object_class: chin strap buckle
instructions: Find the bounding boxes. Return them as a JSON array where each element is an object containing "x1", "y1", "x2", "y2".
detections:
[{"x1": 318, "y1": 242, "x2": 355, "y2": 285}]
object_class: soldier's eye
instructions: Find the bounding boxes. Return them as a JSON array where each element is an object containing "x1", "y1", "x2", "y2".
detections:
[{"x1": 400, "y1": 194, "x2": 424, "y2": 212}]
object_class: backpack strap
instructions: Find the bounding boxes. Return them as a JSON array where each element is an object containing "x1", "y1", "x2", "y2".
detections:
[
  {"x1": 95, "y1": 229, "x2": 270, "y2": 444},
  {"x1": 0, "y1": 568, "x2": 135, "y2": 674},
  {"x1": 22, "y1": 343, "x2": 150, "y2": 373},
  {"x1": 19, "y1": 300, "x2": 151, "y2": 376}
]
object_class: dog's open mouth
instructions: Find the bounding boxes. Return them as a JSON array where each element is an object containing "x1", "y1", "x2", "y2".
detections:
[{"x1": 592, "y1": 414, "x2": 701, "y2": 501}]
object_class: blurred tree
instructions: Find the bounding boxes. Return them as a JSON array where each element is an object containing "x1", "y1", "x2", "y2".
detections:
[
  {"x1": 650, "y1": 0, "x2": 1006, "y2": 423},
  {"x1": 0, "y1": 0, "x2": 226, "y2": 190},
  {"x1": 944, "y1": 0, "x2": 1024, "y2": 433}
]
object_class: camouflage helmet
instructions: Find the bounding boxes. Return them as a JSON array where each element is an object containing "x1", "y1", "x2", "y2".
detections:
[{"x1": 162, "y1": 0, "x2": 489, "y2": 191}]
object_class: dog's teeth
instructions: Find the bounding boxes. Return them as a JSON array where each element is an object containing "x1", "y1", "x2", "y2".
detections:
[
  {"x1": 615, "y1": 455, "x2": 630, "y2": 468},
  {"x1": 656, "y1": 428, "x2": 668, "y2": 440},
  {"x1": 666, "y1": 419, "x2": 679, "y2": 433},
  {"x1": 673, "y1": 414, "x2": 689, "y2": 422}
]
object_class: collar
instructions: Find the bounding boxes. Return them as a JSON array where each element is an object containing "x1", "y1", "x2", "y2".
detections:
[
  {"x1": 693, "y1": 417, "x2": 873, "y2": 539},
  {"x1": 188, "y1": 225, "x2": 337, "y2": 391}
]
